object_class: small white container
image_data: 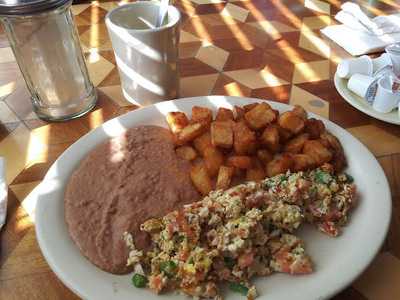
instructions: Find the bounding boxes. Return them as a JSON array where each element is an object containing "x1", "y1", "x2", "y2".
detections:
[
  {"x1": 385, "y1": 43, "x2": 400, "y2": 78},
  {"x1": 372, "y1": 53, "x2": 392, "y2": 75},
  {"x1": 347, "y1": 74, "x2": 375, "y2": 98},
  {"x1": 373, "y1": 76, "x2": 400, "y2": 113},
  {"x1": 337, "y1": 55, "x2": 373, "y2": 79}
]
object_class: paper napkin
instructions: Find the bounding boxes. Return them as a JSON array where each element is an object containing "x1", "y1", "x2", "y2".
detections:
[{"x1": 321, "y1": 2, "x2": 400, "y2": 56}]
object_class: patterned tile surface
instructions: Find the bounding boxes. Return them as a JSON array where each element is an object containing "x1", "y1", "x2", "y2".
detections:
[{"x1": 0, "y1": 0, "x2": 399, "y2": 299}]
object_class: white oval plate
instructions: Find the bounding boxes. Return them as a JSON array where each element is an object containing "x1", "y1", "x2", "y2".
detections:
[
  {"x1": 35, "y1": 96, "x2": 391, "y2": 300},
  {"x1": 334, "y1": 72, "x2": 400, "y2": 125}
]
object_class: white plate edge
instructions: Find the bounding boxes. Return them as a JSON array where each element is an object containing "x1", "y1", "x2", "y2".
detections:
[
  {"x1": 333, "y1": 73, "x2": 400, "y2": 125},
  {"x1": 34, "y1": 95, "x2": 393, "y2": 300}
]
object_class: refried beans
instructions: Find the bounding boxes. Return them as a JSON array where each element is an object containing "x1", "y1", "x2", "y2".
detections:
[{"x1": 64, "y1": 126, "x2": 200, "y2": 274}]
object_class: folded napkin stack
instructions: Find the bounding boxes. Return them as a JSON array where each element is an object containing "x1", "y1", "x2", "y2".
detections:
[{"x1": 321, "y1": 2, "x2": 400, "y2": 56}]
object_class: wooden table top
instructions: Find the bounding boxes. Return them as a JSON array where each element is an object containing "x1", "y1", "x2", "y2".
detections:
[{"x1": 1, "y1": 0, "x2": 399, "y2": 299}]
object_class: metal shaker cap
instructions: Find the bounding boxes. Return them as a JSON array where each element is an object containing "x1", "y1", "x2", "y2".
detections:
[{"x1": 0, "y1": 0, "x2": 70, "y2": 16}]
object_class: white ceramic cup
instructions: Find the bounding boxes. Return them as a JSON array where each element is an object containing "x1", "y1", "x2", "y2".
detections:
[
  {"x1": 347, "y1": 74, "x2": 375, "y2": 98},
  {"x1": 106, "y1": 2, "x2": 180, "y2": 106},
  {"x1": 372, "y1": 53, "x2": 392, "y2": 75},
  {"x1": 337, "y1": 55, "x2": 373, "y2": 79},
  {"x1": 373, "y1": 75, "x2": 400, "y2": 113}
]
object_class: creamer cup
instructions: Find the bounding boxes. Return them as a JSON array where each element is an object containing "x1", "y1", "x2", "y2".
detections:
[
  {"x1": 372, "y1": 53, "x2": 392, "y2": 75},
  {"x1": 347, "y1": 74, "x2": 375, "y2": 98},
  {"x1": 337, "y1": 55, "x2": 373, "y2": 79},
  {"x1": 385, "y1": 43, "x2": 400, "y2": 78},
  {"x1": 373, "y1": 75, "x2": 400, "y2": 113}
]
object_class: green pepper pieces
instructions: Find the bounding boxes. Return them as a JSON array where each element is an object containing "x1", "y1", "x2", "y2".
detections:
[
  {"x1": 345, "y1": 173, "x2": 354, "y2": 183},
  {"x1": 229, "y1": 282, "x2": 249, "y2": 296},
  {"x1": 224, "y1": 256, "x2": 236, "y2": 269},
  {"x1": 160, "y1": 260, "x2": 177, "y2": 277},
  {"x1": 132, "y1": 273, "x2": 147, "y2": 288},
  {"x1": 315, "y1": 170, "x2": 331, "y2": 184}
]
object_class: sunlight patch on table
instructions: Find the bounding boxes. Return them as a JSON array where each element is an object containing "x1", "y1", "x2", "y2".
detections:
[
  {"x1": 86, "y1": 53, "x2": 114, "y2": 86},
  {"x1": 304, "y1": 0, "x2": 331, "y2": 14},
  {"x1": 180, "y1": 31, "x2": 202, "y2": 43},
  {"x1": 221, "y1": 3, "x2": 249, "y2": 23},
  {"x1": 10, "y1": 181, "x2": 41, "y2": 221},
  {"x1": 224, "y1": 68, "x2": 288, "y2": 89},
  {"x1": 70, "y1": 3, "x2": 90, "y2": 16},
  {"x1": 0, "y1": 81, "x2": 17, "y2": 98},
  {"x1": 196, "y1": 45, "x2": 229, "y2": 71},
  {"x1": 0, "y1": 124, "x2": 46, "y2": 184},
  {"x1": 301, "y1": 15, "x2": 331, "y2": 30},
  {"x1": 248, "y1": 20, "x2": 297, "y2": 40},
  {"x1": 99, "y1": 85, "x2": 132, "y2": 107},
  {"x1": 292, "y1": 60, "x2": 330, "y2": 84},
  {"x1": 223, "y1": 82, "x2": 246, "y2": 96},
  {"x1": 299, "y1": 28, "x2": 331, "y2": 59},
  {"x1": 0, "y1": 102, "x2": 19, "y2": 123},
  {"x1": 181, "y1": 74, "x2": 219, "y2": 97},
  {"x1": 0, "y1": 48, "x2": 15, "y2": 64}
]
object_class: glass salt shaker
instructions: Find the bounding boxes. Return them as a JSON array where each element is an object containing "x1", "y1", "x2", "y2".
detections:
[{"x1": 0, "y1": 0, "x2": 97, "y2": 121}]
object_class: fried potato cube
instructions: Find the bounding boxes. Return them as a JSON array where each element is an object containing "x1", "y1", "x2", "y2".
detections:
[
  {"x1": 190, "y1": 163, "x2": 213, "y2": 196},
  {"x1": 320, "y1": 131, "x2": 343, "y2": 153},
  {"x1": 260, "y1": 125, "x2": 280, "y2": 153},
  {"x1": 232, "y1": 168, "x2": 246, "y2": 179},
  {"x1": 272, "y1": 109, "x2": 280, "y2": 119},
  {"x1": 234, "y1": 105, "x2": 245, "y2": 121},
  {"x1": 277, "y1": 126, "x2": 293, "y2": 143},
  {"x1": 211, "y1": 121, "x2": 233, "y2": 149},
  {"x1": 243, "y1": 103, "x2": 259, "y2": 112},
  {"x1": 246, "y1": 157, "x2": 266, "y2": 181},
  {"x1": 292, "y1": 105, "x2": 307, "y2": 120},
  {"x1": 204, "y1": 147, "x2": 225, "y2": 177},
  {"x1": 319, "y1": 137, "x2": 330, "y2": 149},
  {"x1": 320, "y1": 131, "x2": 346, "y2": 171},
  {"x1": 246, "y1": 168, "x2": 266, "y2": 181},
  {"x1": 233, "y1": 122, "x2": 257, "y2": 155},
  {"x1": 192, "y1": 106, "x2": 213, "y2": 126},
  {"x1": 304, "y1": 118, "x2": 325, "y2": 139},
  {"x1": 284, "y1": 133, "x2": 309, "y2": 154},
  {"x1": 244, "y1": 102, "x2": 276, "y2": 130},
  {"x1": 278, "y1": 111, "x2": 305, "y2": 134},
  {"x1": 216, "y1": 166, "x2": 234, "y2": 190},
  {"x1": 303, "y1": 140, "x2": 332, "y2": 166},
  {"x1": 252, "y1": 156, "x2": 264, "y2": 168},
  {"x1": 292, "y1": 154, "x2": 315, "y2": 171},
  {"x1": 166, "y1": 112, "x2": 189, "y2": 134},
  {"x1": 193, "y1": 132, "x2": 212, "y2": 156},
  {"x1": 176, "y1": 146, "x2": 197, "y2": 161},
  {"x1": 177, "y1": 122, "x2": 205, "y2": 144},
  {"x1": 266, "y1": 154, "x2": 294, "y2": 177},
  {"x1": 257, "y1": 149, "x2": 273, "y2": 165},
  {"x1": 227, "y1": 156, "x2": 252, "y2": 169},
  {"x1": 216, "y1": 107, "x2": 234, "y2": 121},
  {"x1": 331, "y1": 152, "x2": 346, "y2": 172}
]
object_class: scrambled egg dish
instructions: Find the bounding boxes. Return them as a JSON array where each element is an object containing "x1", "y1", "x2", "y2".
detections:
[{"x1": 125, "y1": 164, "x2": 356, "y2": 299}]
